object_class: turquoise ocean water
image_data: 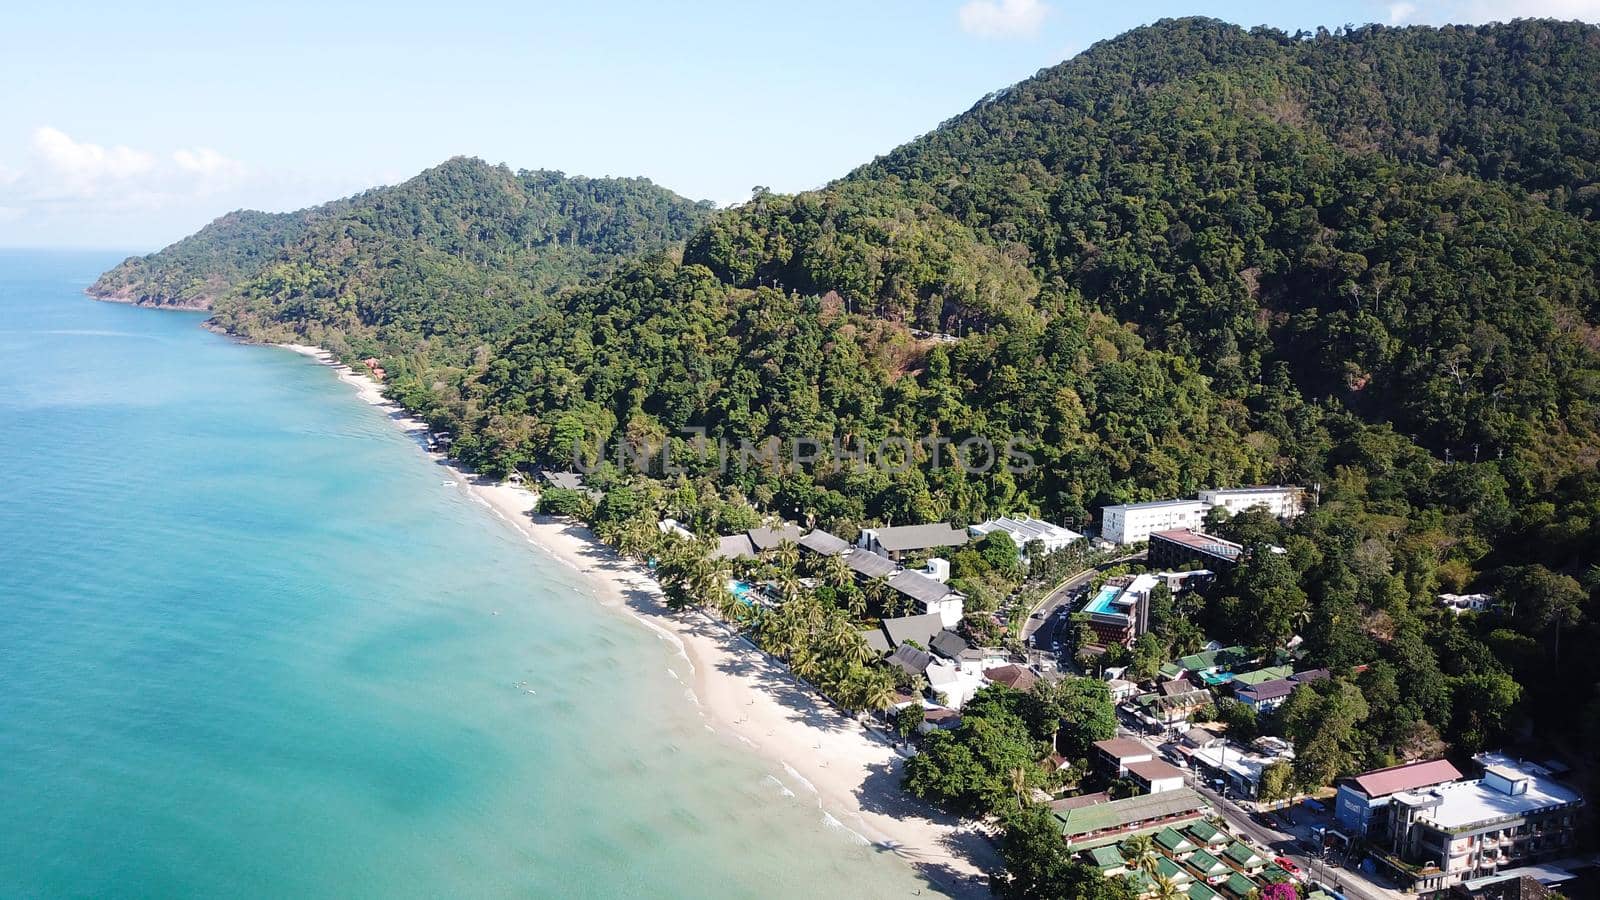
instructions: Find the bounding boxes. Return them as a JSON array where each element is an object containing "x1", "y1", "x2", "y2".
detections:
[{"x1": 0, "y1": 250, "x2": 933, "y2": 898}]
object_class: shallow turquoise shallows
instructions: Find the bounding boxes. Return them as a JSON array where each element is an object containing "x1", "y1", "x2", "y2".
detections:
[{"x1": 0, "y1": 250, "x2": 931, "y2": 898}]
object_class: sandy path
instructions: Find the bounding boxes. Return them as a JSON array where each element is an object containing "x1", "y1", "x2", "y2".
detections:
[{"x1": 274, "y1": 343, "x2": 999, "y2": 897}]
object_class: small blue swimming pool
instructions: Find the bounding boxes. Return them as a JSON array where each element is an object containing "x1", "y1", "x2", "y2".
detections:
[{"x1": 1083, "y1": 584, "x2": 1122, "y2": 616}]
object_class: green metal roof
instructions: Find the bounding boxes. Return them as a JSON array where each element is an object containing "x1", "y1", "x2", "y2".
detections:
[
  {"x1": 1155, "y1": 826, "x2": 1196, "y2": 854},
  {"x1": 1188, "y1": 883, "x2": 1222, "y2": 900},
  {"x1": 1087, "y1": 845, "x2": 1127, "y2": 870},
  {"x1": 1155, "y1": 857, "x2": 1192, "y2": 883},
  {"x1": 1222, "y1": 872, "x2": 1256, "y2": 897},
  {"x1": 1185, "y1": 820, "x2": 1226, "y2": 844},
  {"x1": 1231, "y1": 665, "x2": 1293, "y2": 687},
  {"x1": 1224, "y1": 841, "x2": 1265, "y2": 867},
  {"x1": 1124, "y1": 871, "x2": 1155, "y2": 894},
  {"x1": 1159, "y1": 663, "x2": 1186, "y2": 679},
  {"x1": 1175, "y1": 646, "x2": 1249, "y2": 673},
  {"x1": 1185, "y1": 849, "x2": 1229, "y2": 876},
  {"x1": 1053, "y1": 787, "x2": 1206, "y2": 838}
]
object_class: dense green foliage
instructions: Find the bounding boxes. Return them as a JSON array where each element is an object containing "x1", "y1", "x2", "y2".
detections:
[
  {"x1": 94, "y1": 157, "x2": 712, "y2": 362},
  {"x1": 91, "y1": 208, "x2": 332, "y2": 308}
]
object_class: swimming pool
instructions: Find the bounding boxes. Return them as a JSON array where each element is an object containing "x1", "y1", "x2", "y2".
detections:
[
  {"x1": 728, "y1": 579, "x2": 756, "y2": 604},
  {"x1": 1083, "y1": 584, "x2": 1123, "y2": 616}
]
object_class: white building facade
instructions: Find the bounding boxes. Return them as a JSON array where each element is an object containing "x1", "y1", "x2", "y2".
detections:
[
  {"x1": 1196, "y1": 486, "x2": 1305, "y2": 519},
  {"x1": 1101, "y1": 500, "x2": 1207, "y2": 545},
  {"x1": 1101, "y1": 486, "x2": 1306, "y2": 545}
]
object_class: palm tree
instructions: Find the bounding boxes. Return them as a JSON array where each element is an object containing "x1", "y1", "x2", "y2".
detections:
[
  {"x1": 616, "y1": 517, "x2": 657, "y2": 560},
  {"x1": 689, "y1": 552, "x2": 733, "y2": 611},
  {"x1": 771, "y1": 539, "x2": 800, "y2": 574},
  {"x1": 1009, "y1": 765, "x2": 1032, "y2": 810},
  {"x1": 821, "y1": 552, "x2": 853, "y2": 591},
  {"x1": 861, "y1": 668, "x2": 897, "y2": 713},
  {"x1": 864, "y1": 575, "x2": 895, "y2": 617},
  {"x1": 1152, "y1": 874, "x2": 1184, "y2": 900},
  {"x1": 1123, "y1": 834, "x2": 1158, "y2": 877}
]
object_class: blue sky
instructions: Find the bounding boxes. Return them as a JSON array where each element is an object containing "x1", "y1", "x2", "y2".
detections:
[{"x1": 2, "y1": 0, "x2": 1595, "y2": 250}]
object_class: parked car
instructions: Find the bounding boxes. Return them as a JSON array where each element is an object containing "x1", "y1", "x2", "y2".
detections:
[{"x1": 1274, "y1": 858, "x2": 1302, "y2": 879}]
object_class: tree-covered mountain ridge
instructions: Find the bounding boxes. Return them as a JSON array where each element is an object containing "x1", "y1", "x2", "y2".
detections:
[{"x1": 89, "y1": 157, "x2": 714, "y2": 337}]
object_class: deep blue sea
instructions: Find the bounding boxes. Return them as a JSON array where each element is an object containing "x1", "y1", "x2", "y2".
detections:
[{"x1": 0, "y1": 250, "x2": 930, "y2": 897}]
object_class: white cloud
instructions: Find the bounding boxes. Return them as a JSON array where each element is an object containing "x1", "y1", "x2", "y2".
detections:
[
  {"x1": 958, "y1": 0, "x2": 1050, "y2": 38},
  {"x1": 31, "y1": 126, "x2": 156, "y2": 195},
  {"x1": 3, "y1": 127, "x2": 249, "y2": 212},
  {"x1": 173, "y1": 146, "x2": 247, "y2": 179},
  {"x1": 1388, "y1": 2, "x2": 1420, "y2": 22}
]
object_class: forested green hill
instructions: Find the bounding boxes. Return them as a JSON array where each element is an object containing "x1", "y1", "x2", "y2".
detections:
[
  {"x1": 90, "y1": 207, "x2": 333, "y2": 309},
  {"x1": 91, "y1": 157, "x2": 713, "y2": 357}
]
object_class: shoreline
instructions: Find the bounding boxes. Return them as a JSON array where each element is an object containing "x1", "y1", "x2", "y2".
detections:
[{"x1": 272, "y1": 343, "x2": 998, "y2": 898}]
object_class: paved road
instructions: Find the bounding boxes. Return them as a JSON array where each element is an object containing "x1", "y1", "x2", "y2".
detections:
[{"x1": 1021, "y1": 553, "x2": 1147, "y2": 653}]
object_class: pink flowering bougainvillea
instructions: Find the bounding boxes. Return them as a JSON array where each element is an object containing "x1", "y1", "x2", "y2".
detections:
[{"x1": 1261, "y1": 881, "x2": 1298, "y2": 900}]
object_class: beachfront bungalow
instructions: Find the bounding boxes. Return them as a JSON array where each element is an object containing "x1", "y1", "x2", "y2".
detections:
[
  {"x1": 887, "y1": 568, "x2": 965, "y2": 628},
  {"x1": 843, "y1": 548, "x2": 898, "y2": 581},
  {"x1": 857, "y1": 523, "x2": 969, "y2": 561},
  {"x1": 1223, "y1": 841, "x2": 1268, "y2": 874},
  {"x1": 1155, "y1": 826, "x2": 1198, "y2": 858},
  {"x1": 710, "y1": 524, "x2": 804, "y2": 560},
  {"x1": 1185, "y1": 820, "x2": 1231, "y2": 852},
  {"x1": 1186, "y1": 848, "x2": 1232, "y2": 883},
  {"x1": 798, "y1": 529, "x2": 851, "y2": 557},
  {"x1": 929, "y1": 628, "x2": 969, "y2": 660},
  {"x1": 1085, "y1": 845, "x2": 1129, "y2": 875},
  {"x1": 886, "y1": 644, "x2": 933, "y2": 677},
  {"x1": 918, "y1": 705, "x2": 961, "y2": 735},
  {"x1": 656, "y1": 518, "x2": 695, "y2": 541}
]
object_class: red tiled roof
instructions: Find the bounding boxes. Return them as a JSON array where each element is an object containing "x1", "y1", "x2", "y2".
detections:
[
  {"x1": 1349, "y1": 759, "x2": 1463, "y2": 798},
  {"x1": 985, "y1": 664, "x2": 1039, "y2": 691}
]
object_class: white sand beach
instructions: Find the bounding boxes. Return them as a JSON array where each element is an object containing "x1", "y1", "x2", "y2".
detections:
[{"x1": 274, "y1": 343, "x2": 999, "y2": 898}]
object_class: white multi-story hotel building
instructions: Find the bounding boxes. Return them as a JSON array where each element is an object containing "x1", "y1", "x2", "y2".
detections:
[
  {"x1": 1196, "y1": 486, "x2": 1305, "y2": 519},
  {"x1": 1100, "y1": 499, "x2": 1207, "y2": 545},
  {"x1": 1388, "y1": 754, "x2": 1583, "y2": 892},
  {"x1": 1101, "y1": 486, "x2": 1306, "y2": 545}
]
